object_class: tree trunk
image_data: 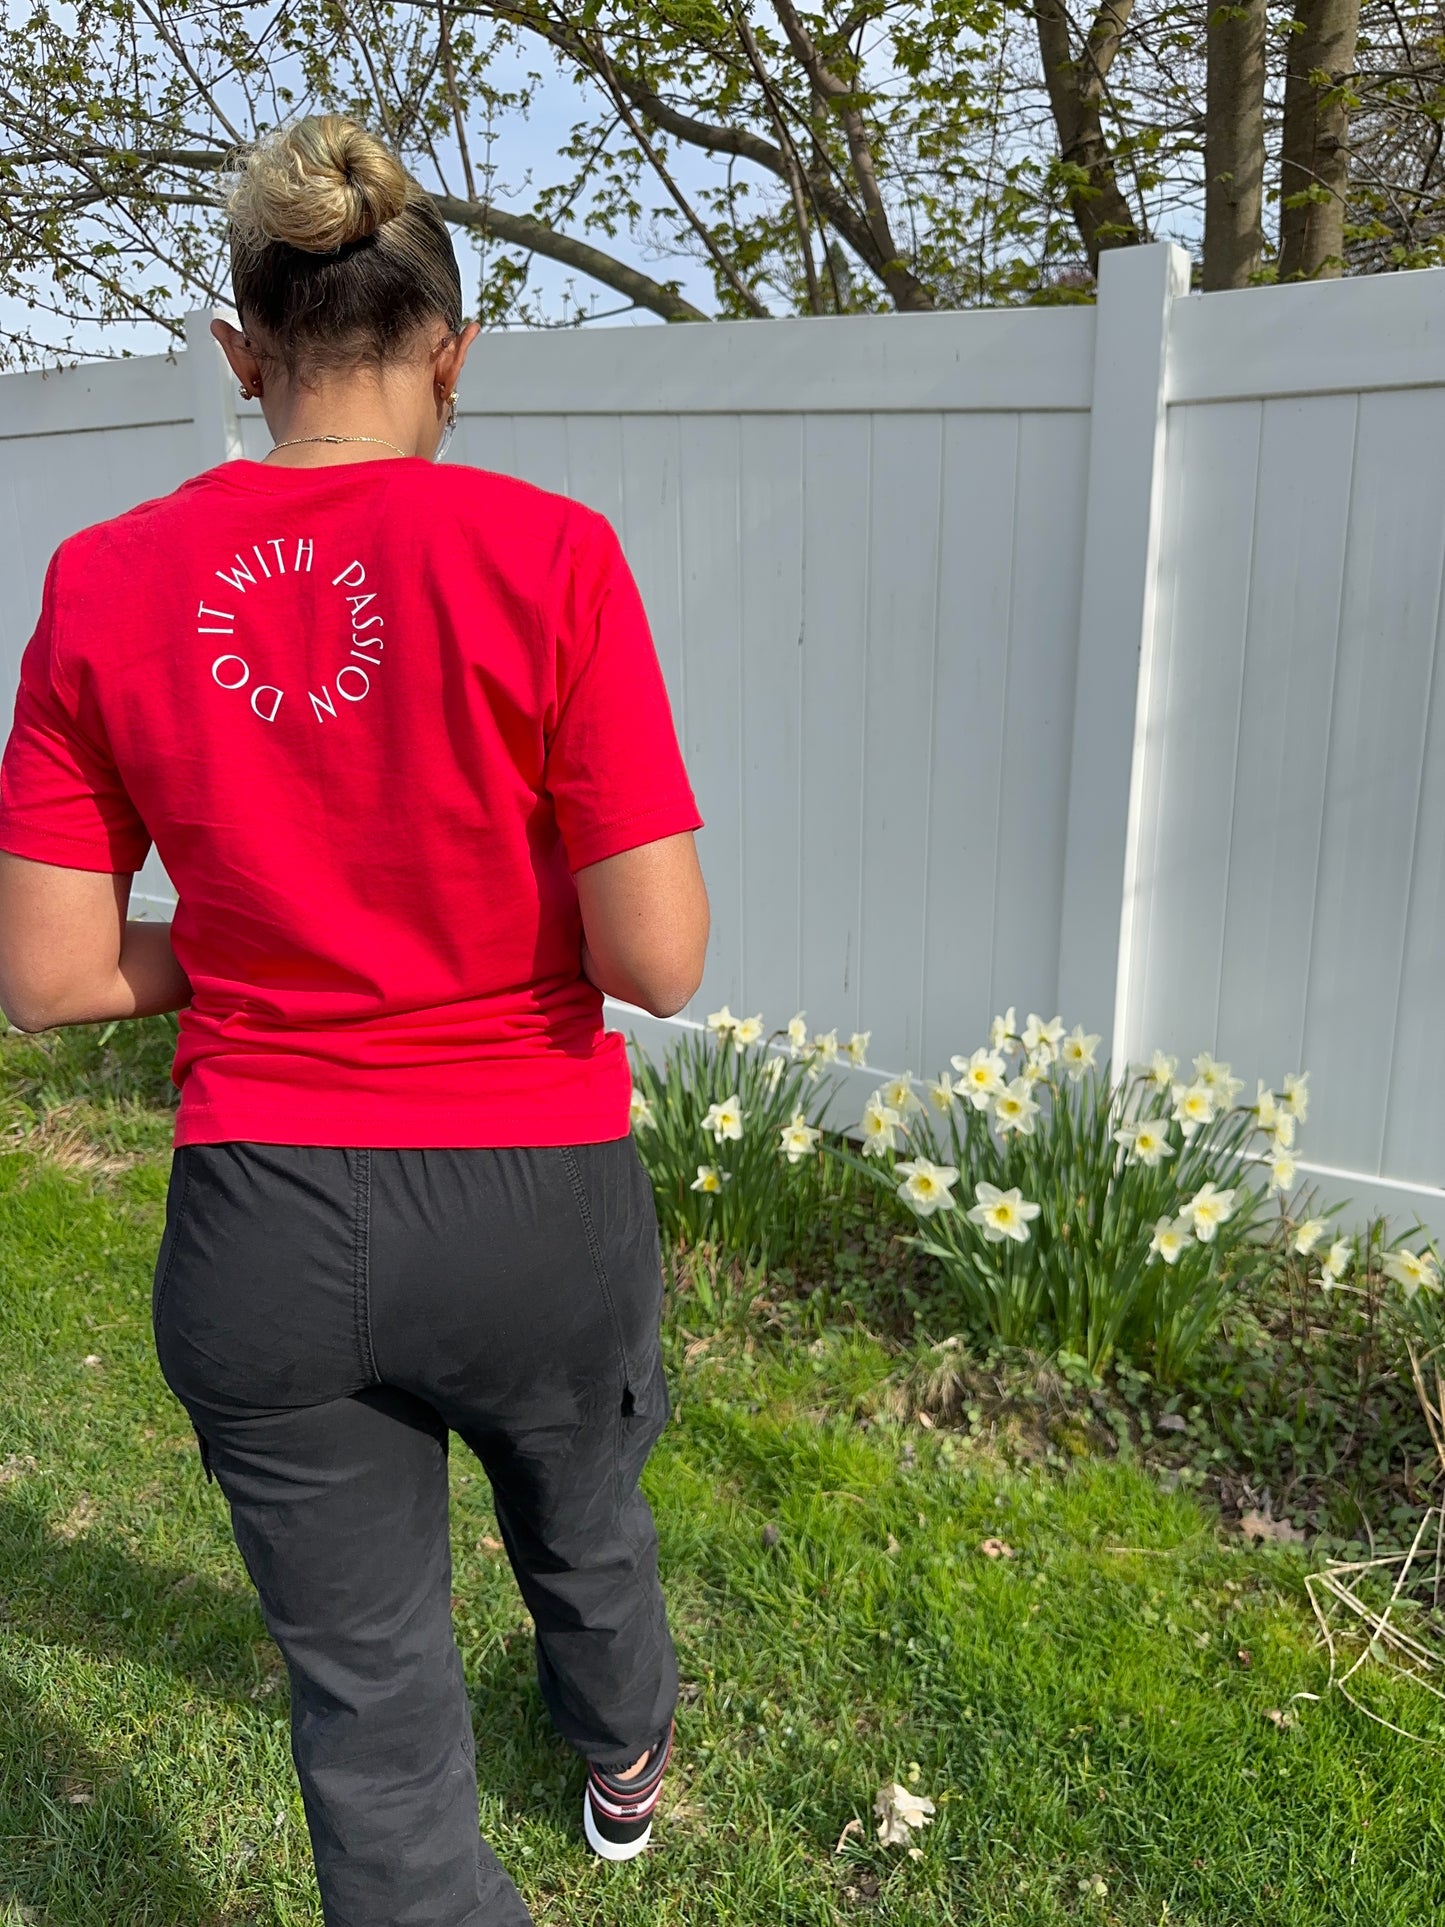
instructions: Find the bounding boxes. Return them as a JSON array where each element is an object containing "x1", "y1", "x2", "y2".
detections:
[
  {"x1": 1203, "y1": 0, "x2": 1267, "y2": 289},
  {"x1": 1277, "y1": 0, "x2": 1363, "y2": 281},
  {"x1": 1033, "y1": 0, "x2": 1143, "y2": 276}
]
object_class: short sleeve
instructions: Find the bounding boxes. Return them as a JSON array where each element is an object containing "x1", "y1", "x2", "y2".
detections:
[
  {"x1": 545, "y1": 510, "x2": 703, "y2": 872},
  {"x1": 0, "y1": 548, "x2": 152, "y2": 874}
]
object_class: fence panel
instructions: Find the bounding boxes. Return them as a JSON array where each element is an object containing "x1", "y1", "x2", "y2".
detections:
[
  {"x1": 436, "y1": 316, "x2": 1097, "y2": 1084},
  {"x1": 3, "y1": 258, "x2": 1444, "y2": 1235},
  {"x1": 1122, "y1": 268, "x2": 1445, "y2": 1231}
]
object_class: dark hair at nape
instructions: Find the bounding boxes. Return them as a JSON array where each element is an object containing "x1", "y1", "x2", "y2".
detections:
[{"x1": 227, "y1": 116, "x2": 464, "y2": 381}]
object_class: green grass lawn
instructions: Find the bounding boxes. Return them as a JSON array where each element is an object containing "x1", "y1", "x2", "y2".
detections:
[{"x1": 2, "y1": 1126, "x2": 1444, "y2": 1925}]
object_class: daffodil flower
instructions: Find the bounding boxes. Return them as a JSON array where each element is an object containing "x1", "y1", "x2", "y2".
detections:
[
  {"x1": 1060, "y1": 1025, "x2": 1101, "y2": 1081},
  {"x1": 1020, "y1": 1052, "x2": 1051, "y2": 1086},
  {"x1": 1149, "y1": 1216, "x2": 1188, "y2": 1264},
  {"x1": 1180, "y1": 1181, "x2": 1236, "y2": 1243},
  {"x1": 762, "y1": 1052, "x2": 787, "y2": 1090},
  {"x1": 1115, "y1": 1121, "x2": 1174, "y2": 1168},
  {"x1": 1022, "y1": 1013, "x2": 1064, "y2": 1060},
  {"x1": 690, "y1": 1164, "x2": 729, "y2": 1194},
  {"x1": 787, "y1": 1012, "x2": 809, "y2": 1057},
  {"x1": 924, "y1": 1072, "x2": 956, "y2": 1113},
  {"x1": 702, "y1": 1094, "x2": 745, "y2": 1142},
  {"x1": 1292, "y1": 1217, "x2": 1327, "y2": 1255},
  {"x1": 629, "y1": 1087, "x2": 655, "y2": 1131},
  {"x1": 706, "y1": 1005, "x2": 737, "y2": 1039},
  {"x1": 1282, "y1": 1071, "x2": 1310, "y2": 1122},
  {"x1": 1383, "y1": 1248, "x2": 1442, "y2": 1298},
  {"x1": 951, "y1": 1047, "x2": 1006, "y2": 1110},
  {"x1": 895, "y1": 1157, "x2": 960, "y2": 1218},
  {"x1": 732, "y1": 1013, "x2": 764, "y2": 1049},
  {"x1": 967, "y1": 1181, "x2": 1041, "y2": 1244},
  {"x1": 860, "y1": 1095, "x2": 905, "y2": 1156},
  {"x1": 1321, "y1": 1237, "x2": 1352, "y2": 1286},
  {"x1": 880, "y1": 1071, "x2": 921, "y2": 1114},
  {"x1": 846, "y1": 1031, "x2": 871, "y2": 1067},
  {"x1": 1171, "y1": 1081, "x2": 1215, "y2": 1140},
  {"x1": 1193, "y1": 1054, "x2": 1243, "y2": 1108},
  {"x1": 1147, "y1": 1049, "x2": 1177, "y2": 1088},
  {"x1": 1267, "y1": 1151, "x2": 1296, "y2": 1195},
  {"x1": 1254, "y1": 1080, "x2": 1282, "y2": 1131},
  {"x1": 778, "y1": 1113, "x2": 821, "y2": 1164},
  {"x1": 812, "y1": 1028, "x2": 840, "y2": 1064},
  {"x1": 992, "y1": 1077, "x2": 1040, "y2": 1137},
  {"x1": 989, "y1": 1007, "x2": 1017, "y2": 1052},
  {"x1": 1272, "y1": 1112, "x2": 1297, "y2": 1151}
]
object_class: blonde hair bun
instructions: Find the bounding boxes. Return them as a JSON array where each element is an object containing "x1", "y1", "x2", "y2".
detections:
[{"x1": 229, "y1": 115, "x2": 410, "y2": 255}]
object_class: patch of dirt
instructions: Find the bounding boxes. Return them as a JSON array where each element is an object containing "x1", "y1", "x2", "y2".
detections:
[
  {"x1": 53, "y1": 1493, "x2": 100, "y2": 1542},
  {"x1": 2, "y1": 1104, "x2": 144, "y2": 1178}
]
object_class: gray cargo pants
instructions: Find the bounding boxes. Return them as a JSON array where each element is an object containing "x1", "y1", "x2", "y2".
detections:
[{"x1": 151, "y1": 1133, "x2": 678, "y2": 1926}]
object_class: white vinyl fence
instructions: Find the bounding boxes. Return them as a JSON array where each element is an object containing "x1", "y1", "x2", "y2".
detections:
[{"x1": 2, "y1": 249, "x2": 1443, "y2": 1240}]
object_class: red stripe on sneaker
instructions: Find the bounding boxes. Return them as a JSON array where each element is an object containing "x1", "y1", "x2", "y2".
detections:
[{"x1": 587, "y1": 1778, "x2": 665, "y2": 1823}]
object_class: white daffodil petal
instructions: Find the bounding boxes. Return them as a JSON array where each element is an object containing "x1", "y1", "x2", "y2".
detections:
[
  {"x1": 1292, "y1": 1217, "x2": 1327, "y2": 1256},
  {"x1": 895, "y1": 1157, "x2": 960, "y2": 1219}
]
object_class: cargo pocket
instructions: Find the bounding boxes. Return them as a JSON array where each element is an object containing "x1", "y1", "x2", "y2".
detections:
[
  {"x1": 615, "y1": 1339, "x2": 671, "y2": 1527},
  {"x1": 559, "y1": 1139, "x2": 671, "y2": 1516}
]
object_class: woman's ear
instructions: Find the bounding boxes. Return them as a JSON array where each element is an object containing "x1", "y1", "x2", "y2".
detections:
[
  {"x1": 211, "y1": 317, "x2": 264, "y2": 397},
  {"x1": 435, "y1": 321, "x2": 482, "y2": 402}
]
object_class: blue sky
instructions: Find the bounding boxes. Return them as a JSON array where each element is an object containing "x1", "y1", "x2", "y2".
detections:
[{"x1": 0, "y1": 35, "x2": 731, "y2": 364}]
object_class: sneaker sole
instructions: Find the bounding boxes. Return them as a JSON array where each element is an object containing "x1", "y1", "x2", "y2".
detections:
[{"x1": 582, "y1": 1787, "x2": 653, "y2": 1860}]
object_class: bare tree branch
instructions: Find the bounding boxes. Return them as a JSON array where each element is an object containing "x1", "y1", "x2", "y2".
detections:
[
  {"x1": 769, "y1": 0, "x2": 934, "y2": 308},
  {"x1": 735, "y1": 3, "x2": 827, "y2": 311},
  {"x1": 585, "y1": 41, "x2": 773, "y2": 314},
  {"x1": 2, "y1": 138, "x2": 709, "y2": 325}
]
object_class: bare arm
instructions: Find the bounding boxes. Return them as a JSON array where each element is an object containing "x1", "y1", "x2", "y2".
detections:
[
  {"x1": 574, "y1": 832, "x2": 709, "y2": 1019},
  {"x1": 0, "y1": 852, "x2": 191, "y2": 1032}
]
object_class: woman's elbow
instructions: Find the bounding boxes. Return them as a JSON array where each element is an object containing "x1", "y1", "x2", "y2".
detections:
[
  {"x1": 613, "y1": 941, "x2": 706, "y2": 1019},
  {"x1": 636, "y1": 972, "x2": 703, "y2": 1021},
  {"x1": 0, "y1": 983, "x2": 56, "y2": 1034}
]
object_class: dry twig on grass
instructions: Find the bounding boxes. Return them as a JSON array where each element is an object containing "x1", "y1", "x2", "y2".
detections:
[{"x1": 1302, "y1": 1343, "x2": 1445, "y2": 1744}]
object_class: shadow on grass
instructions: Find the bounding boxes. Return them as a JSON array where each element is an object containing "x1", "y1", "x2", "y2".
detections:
[{"x1": 0, "y1": 1488, "x2": 577, "y2": 1926}]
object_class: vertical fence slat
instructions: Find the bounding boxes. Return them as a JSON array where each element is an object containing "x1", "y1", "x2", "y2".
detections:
[
  {"x1": 989, "y1": 410, "x2": 1093, "y2": 1036},
  {"x1": 798, "y1": 415, "x2": 873, "y2": 1043},
  {"x1": 857, "y1": 413, "x2": 945, "y2": 1071},
  {"x1": 919, "y1": 411, "x2": 1019, "y2": 1072},
  {"x1": 738, "y1": 415, "x2": 806, "y2": 1030},
  {"x1": 1213, "y1": 395, "x2": 1357, "y2": 1082},
  {"x1": 677, "y1": 416, "x2": 745, "y2": 1017}
]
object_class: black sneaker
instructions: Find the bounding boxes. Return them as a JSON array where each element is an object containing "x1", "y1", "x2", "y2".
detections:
[{"x1": 582, "y1": 1719, "x2": 675, "y2": 1861}]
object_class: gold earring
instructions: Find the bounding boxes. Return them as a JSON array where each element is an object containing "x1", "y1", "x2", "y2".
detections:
[{"x1": 239, "y1": 382, "x2": 260, "y2": 400}]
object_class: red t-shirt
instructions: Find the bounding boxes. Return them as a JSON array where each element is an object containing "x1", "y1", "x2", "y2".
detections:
[{"x1": 0, "y1": 458, "x2": 702, "y2": 1148}]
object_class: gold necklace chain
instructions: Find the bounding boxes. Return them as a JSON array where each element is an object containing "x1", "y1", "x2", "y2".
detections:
[{"x1": 267, "y1": 432, "x2": 411, "y2": 459}]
